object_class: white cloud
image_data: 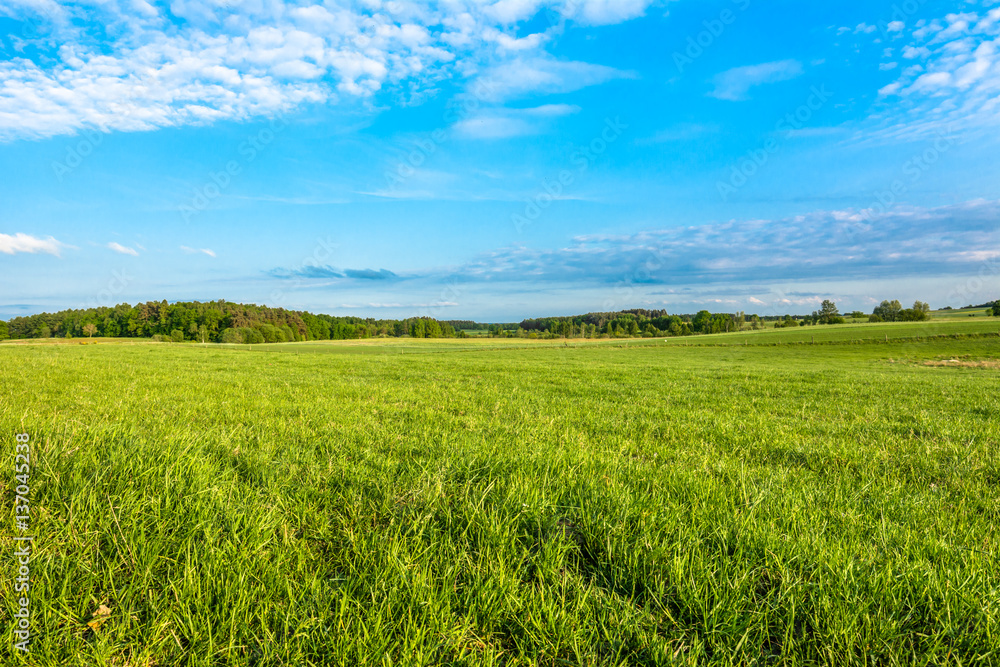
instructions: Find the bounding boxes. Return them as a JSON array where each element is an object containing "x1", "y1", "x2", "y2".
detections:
[
  {"x1": 903, "y1": 45, "x2": 931, "y2": 59},
  {"x1": 0, "y1": 1, "x2": 649, "y2": 141},
  {"x1": 709, "y1": 60, "x2": 804, "y2": 101},
  {"x1": 454, "y1": 116, "x2": 535, "y2": 139},
  {"x1": 483, "y1": 28, "x2": 548, "y2": 52},
  {"x1": 458, "y1": 199, "x2": 1000, "y2": 287},
  {"x1": 107, "y1": 241, "x2": 138, "y2": 256},
  {"x1": 483, "y1": 0, "x2": 546, "y2": 24},
  {"x1": 878, "y1": 82, "x2": 902, "y2": 96},
  {"x1": 454, "y1": 103, "x2": 580, "y2": 139},
  {"x1": 523, "y1": 103, "x2": 580, "y2": 116},
  {"x1": 474, "y1": 55, "x2": 634, "y2": 102},
  {"x1": 180, "y1": 246, "x2": 216, "y2": 257},
  {"x1": 567, "y1": 0, "x2": 654, "y2": 26},
  {"x1": 871, "y1": 4, "x2": 1000, "y2": 137},
  {"x1": 909, "y1": 71, "x2": 951, "y2": 92},
  {"x1": 0, "y1": 232, "x2": 66, "y2": 256}
]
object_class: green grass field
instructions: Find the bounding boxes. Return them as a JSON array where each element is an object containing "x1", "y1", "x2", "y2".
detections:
[
  {"x1": 2, "y1": 320, "x2": 998, "y2": 665},
  {"x1": 932, "y1": 308, "x2": 994, "y2": 319},
  {"x1": 660, "y1": 317, "x2": 1000, "y2": 347}
]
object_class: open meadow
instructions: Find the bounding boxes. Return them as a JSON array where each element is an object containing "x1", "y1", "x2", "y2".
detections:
[{"x1": 1, "y1": 320, "x2": 998, "y2": 665}]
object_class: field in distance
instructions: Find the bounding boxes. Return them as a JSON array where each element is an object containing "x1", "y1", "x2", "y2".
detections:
[
  {"x1": 5, "y1": 316, "x2": 994, "y2": 351},
  {"x1": 0, "y1": 319, "x2": 997, "y2": 665}
]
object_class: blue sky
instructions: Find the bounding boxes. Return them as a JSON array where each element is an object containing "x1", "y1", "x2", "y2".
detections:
[{"x1": 1, "y1": 0, "x2": 998, "y2": 321}]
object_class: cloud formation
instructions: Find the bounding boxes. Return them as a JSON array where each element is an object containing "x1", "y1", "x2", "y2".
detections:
[
  {"x1": 0, "y1": 1, "x2": 652, "y2": 141},
  {"x1": 873, "y1": 5, "x2": 1000, "y2": 137},
  {"x1": 107, "y1": 241, "x2": 139, "y2": 256},
  {"x1": 0, "y1": 232, "x2": 66, "y2": 256},
  {"x1": 459, "y1": 199, "x2": 1000, "y2": 286},
  {"x1": 270, "y1": 265, "x2": 399, "y2": 280},
  {"x1": 709, "y1": 60, "x2": 804, "y2": 101},
  {"x1": 454, "y1": 103, "x2": 580, "y2": 138},
  {"x1": 180, "y1": 246, "x2": 217, "y2": 257},
  {"x1": 264, "y1": 200, "x2": 999, "y2": 302}
]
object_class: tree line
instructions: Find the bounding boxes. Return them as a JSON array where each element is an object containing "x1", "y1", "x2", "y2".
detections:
[
  {"x1": 500, "y1": 299, "x2": 944, "y2": 339},
  {"x1": 0, "y1": 301, "x2": 466, "y2": 343},
  {"x1": 1, "y1": 298, "x2": 992, "y2": 343}
]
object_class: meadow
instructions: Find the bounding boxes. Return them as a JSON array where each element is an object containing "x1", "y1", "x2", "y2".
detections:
[{"x1": 1, "y1": 319, "x2": 998, "y2": 666}]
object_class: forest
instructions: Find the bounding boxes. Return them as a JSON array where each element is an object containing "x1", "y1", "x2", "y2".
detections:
[
  {"x1": 1, "y1": 300, "x2": 464, "y2": 343},
  {"x1": 510, "y1": 300, "x2": 936, "y2": 339},
  {"x1": 0, "y1": 298, "x2": 953, "y2": 343}
]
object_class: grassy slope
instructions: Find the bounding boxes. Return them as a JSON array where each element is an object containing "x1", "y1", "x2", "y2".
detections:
[
  {"x1": 932, "y1": 308, "x2": 993, "y2": 319},
  {"x1": 1, "y1": 328, "x2": 998, "y2": 666}
]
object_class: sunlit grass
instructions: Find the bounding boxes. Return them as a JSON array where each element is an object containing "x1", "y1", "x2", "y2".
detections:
[{"x1": 1, "y1": 328, "x2": 998, "y2": 665}]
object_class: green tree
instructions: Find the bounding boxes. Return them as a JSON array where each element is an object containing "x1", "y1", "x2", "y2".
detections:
[
  {"x1": 819, "y1": 300, "x2": 839, "y2": 322},
  {"x1": 239, "y1": 328, "x2": 264, "y2": 344},
  {"x1": 692, "y1": 310, "x2": 712, "y2": 333},
  {"x1": 873, "y1": 300, "x2": 903, "y2": 322},
  {"x1": 993, "y1": 302, "x2": 1000, "y2": 317},
  {"x1": 258, "y1": 324, "x2": 281, "y2": 343},
  {"x1": 103, "y1": 316, "x2": 120, "y2": 337},
  {"x1": 220, "y1": 328, "x2": 242, "y2": 344},
  {"x1": 0, "y1": 320, "x2": 8, "y2": 340}
]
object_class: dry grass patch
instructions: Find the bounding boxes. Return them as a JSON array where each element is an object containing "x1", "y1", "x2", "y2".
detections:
[{"x1": 922, "y1": 358, "x2": 1000, "y2": 369}]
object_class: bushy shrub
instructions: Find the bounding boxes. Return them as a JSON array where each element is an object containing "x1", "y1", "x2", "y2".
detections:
[
  {"x1": 258, "y1": 324, "x2": 282, "y2": 343},
  {"x1": 898, "y1": 309, "x2": 929, "y2": 322},
  {"x1": 239, "y1": 327, "x2": 265, "y2": 344},
  {"x1": 219, "y1": 328, "x2": 242, "y2": 344}
]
